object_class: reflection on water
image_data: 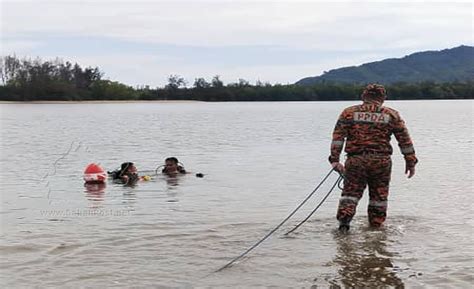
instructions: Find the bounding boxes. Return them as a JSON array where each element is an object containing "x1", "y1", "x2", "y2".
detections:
[
  {"x1": 84, "y1": 182, "x2": 106, "y2": 208},
  {"x1": 165, "y1": 175, "x2": 182, "y2": 188},
  {"x1": 164, "y1": 175, "x2": 182, "y2": 203},
  {"x1": 122, "y1": 190, "x2": 137, "y2": 202},
  {"x1": 331, "y1": 228, "x2": 404, "y2": 288},
  {"x1": 84, "y1": 182, "x2": 106, "y2": 196}
]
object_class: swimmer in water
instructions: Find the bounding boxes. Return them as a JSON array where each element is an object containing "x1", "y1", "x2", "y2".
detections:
[
  {"x1": 110, "y1": 162, "x2": 140, "y2": 185},
  {"x1": 161, "y1": 157, "x2": 204, "y2": 178}
]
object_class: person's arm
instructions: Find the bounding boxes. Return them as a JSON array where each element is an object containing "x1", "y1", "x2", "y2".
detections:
[
  {"x1": 329, "y1": 111, "x2": 349, "y2": 172},
  {"x1": 392, "y1": 112, "x2": 418, "y2": 178},
  {"x1": 181, "y1": 170, "x2": 205, "y2": 178},
  {"x1": 176, "y1": 166, "x2": 204, "y2": 177}
]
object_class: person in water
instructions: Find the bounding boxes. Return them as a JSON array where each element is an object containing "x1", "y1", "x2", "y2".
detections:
[
  {"x1": 110, "y1": 162, "x2": 140, "y2": 185},
  {"x1": 329, "y1": 84, "x2": 418, "y2": 232},
  {"x1": 161, "y1": 157, "x2": 204, "y2": 178},
  {"x1": 162, "y1": 157, "x2": 187, "y2": 175}
]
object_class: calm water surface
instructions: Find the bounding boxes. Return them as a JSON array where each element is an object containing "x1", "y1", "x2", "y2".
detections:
[{"x1": 0, "y1": 100, "x2": 472, "y2": 288}]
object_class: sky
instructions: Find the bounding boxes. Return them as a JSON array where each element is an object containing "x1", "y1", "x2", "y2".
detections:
[{"x1": 1, "y1": 0, "x2": 473, "y2": 87}]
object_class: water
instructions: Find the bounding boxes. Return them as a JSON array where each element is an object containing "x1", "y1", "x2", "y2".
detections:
[{"x1": 0, "y1": 100, "x2": 472, "y2": 288}]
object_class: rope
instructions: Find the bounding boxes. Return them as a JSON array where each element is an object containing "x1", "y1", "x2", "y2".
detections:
[
  {"x1": 214, "y1": 168, "x2": 336, "y2": 272},
  {"x1": 155, "y1": 165, "x2": 165, "y2": 175},
  {"x1": 138, "y1": 170, "x2": 159, "y2": 176},
  {"x1": 336, "y1": 171, "x2": 346, "y2": 190},
  {"x1": 284, "y1": 174, "x2": 343, "y2": 235}
]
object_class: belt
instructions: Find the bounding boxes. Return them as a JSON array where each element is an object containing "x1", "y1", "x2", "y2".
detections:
[{"x1": 347, "y1": 151, "x2": 390, "y2": 157}]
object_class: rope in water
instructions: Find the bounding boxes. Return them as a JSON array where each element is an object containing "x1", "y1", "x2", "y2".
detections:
[
  {"x1": 284, "y1": 174, "x2": 343, "y2": 235},
  {"x1": 214, "y1": 168, "x2": 339, "y2": 272}
]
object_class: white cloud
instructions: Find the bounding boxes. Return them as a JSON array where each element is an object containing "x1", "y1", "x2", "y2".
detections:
[
  {"x1": 0, "y1": 39, "x2": 41, "y2": 54},
  {"x1": 3, "y1": 1, "x2": 472, "y2": 49},
  {"x1": 1, "y1": 0, "x2": 472, "y2": 86}
]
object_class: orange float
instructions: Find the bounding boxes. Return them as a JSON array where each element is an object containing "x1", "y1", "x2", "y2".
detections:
[{"x1": 83, "y1": 163, "x2": 107, "y2": 183}]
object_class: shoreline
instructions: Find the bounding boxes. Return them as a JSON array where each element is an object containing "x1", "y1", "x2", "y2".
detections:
[
  {"x1": 0, "y1": 100, "x2": 203, "y2": 104},
  {"x1": 0, "y1": 98, "x2": 471, "y2": 104}
]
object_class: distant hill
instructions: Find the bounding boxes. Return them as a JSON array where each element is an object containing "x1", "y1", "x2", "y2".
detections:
[{"x1": 296, "y1": 45, "x2": 474, "y2": 85}]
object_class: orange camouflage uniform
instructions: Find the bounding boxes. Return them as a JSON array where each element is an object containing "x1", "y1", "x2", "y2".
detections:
[{"x1": 329, "y1": 84, "x2": 418, "y2": 227}]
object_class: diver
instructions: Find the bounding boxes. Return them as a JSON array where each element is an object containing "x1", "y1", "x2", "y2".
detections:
[
  {"x1": 160, "y1": 157, "x2": 204, "y2": 178},
  {"x1": 109, "y1": 162, "x2": 141, "y2": 185}
]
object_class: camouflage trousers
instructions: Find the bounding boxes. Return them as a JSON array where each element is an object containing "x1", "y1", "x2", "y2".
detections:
[{"x1": 336, "y1": 155, "x2": 392, "y2": 227}]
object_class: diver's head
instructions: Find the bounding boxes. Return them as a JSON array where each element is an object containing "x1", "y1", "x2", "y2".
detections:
[
  {"x1": 120, "y1": 162, "x2": 137, "y2": 175},
  {"x1": 164, "y1": 157, "x2": 179, "y2": 173}
]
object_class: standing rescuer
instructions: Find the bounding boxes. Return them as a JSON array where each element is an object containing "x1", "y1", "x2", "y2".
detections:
[{"x1": 329, "y1": 84, "x2": 418, "y2": 232}]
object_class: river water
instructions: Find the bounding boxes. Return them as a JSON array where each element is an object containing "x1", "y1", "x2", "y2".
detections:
[{"x1": 0, "y1": 100, "x2": 472, "y2": 288}]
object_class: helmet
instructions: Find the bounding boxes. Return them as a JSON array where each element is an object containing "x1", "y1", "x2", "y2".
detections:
[{"x1": 362, "y1": 84, "x2": 386, "y2": 101}]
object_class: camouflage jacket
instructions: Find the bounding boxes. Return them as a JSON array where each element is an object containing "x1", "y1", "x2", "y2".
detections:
[{"x1": 329, "y1": 102, "x2": 418, "y2": 167}]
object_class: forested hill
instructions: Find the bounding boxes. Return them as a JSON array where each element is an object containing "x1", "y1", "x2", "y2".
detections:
[
  {"x1": 296, "y1": 45, "x2": 474, "y2": 85},
  {"x1": 1, "y1": 53, "x2": 473, "y2": 101}
]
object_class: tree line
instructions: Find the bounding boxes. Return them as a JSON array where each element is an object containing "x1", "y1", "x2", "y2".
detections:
[{"x1": 1, "y1": 55, "x2": 473, "y2": 101}]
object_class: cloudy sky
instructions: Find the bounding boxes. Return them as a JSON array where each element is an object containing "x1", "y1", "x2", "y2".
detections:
[{"x1": 1, "y1": 0, "x2": 472, "y2": 87}]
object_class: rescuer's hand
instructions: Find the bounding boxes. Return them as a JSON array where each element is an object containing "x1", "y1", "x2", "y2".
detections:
[
  {"x1": 405, "y1": 165, "x2": 415, "y2": 178},
  {"x1": 331, "y1": 162, "x2": 345, "y2": 174}
]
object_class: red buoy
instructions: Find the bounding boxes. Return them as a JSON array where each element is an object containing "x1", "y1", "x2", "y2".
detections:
[{"x1": 83, "y1": 163, "x2": 107, "y2": 183}]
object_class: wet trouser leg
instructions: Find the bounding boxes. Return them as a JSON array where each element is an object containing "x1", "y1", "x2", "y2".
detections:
[
  {"x1": 367, "y1": 156, "x2": 392, "y2": 227},
  {"x1": 336, "y1": 156, "x2": 367, "y2": 223}
]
